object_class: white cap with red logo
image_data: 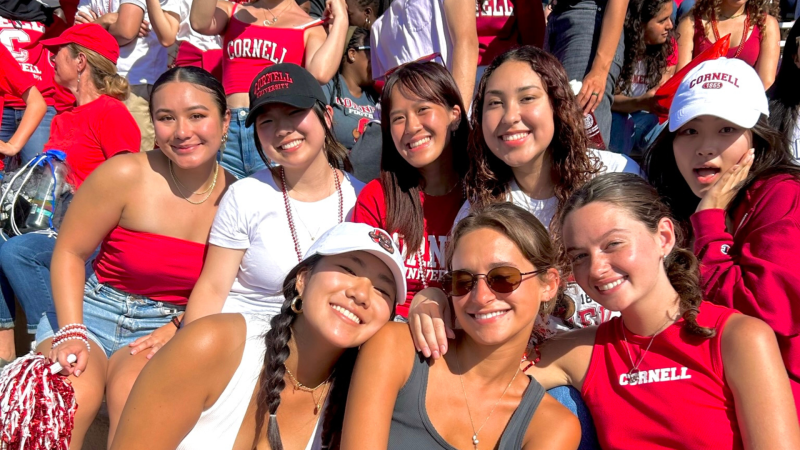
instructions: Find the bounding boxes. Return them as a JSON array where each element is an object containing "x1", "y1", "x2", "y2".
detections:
[{"x1": 668, "y1": 57, "x2": 769, "y2": 132}]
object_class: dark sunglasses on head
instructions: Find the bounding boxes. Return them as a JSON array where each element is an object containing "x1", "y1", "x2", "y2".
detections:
[{"x1": 441, "y1": 266, "x2": 549, "y2": 297}]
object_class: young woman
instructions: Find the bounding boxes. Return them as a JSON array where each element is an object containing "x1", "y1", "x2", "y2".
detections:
[
  {"x1": 183, "y1": 63, "x2": 363, "y2": 325},
  {"x1": 342, "y1": 203, "x2": 580, "y2": 449},
  {"x1": 38, "y1": 66, "x2": 236, "y2": 449},
  {"x1": 322, "y1": 26, "x2": 378, "y2": 151},
  {"x1": 0, "y1": 24, "x2": 139, "y2": 367},
  {"x1": 352, "y1": 61, "x2": 468, "y2": 319},
  {"x1": 111, "y1": 222, "x2": 406, "y2": 450},
  {"x1": 645, "y1": 57, "x2": 800, "y2": 419},
  {"x1": 609, "y1": 0, "x2": 676, "y2": 155},
  {"x1": 768, "y1": 20, "x2": 800, "y2": 159},
  {"x1": 676, "y1": 0, "x2": 780, "y2": 89},
  {"x1": 191, "y1": 0, "x2": 349, "y2": 178},
  {"x1": 544, "y1": 0, "x2": 629, "y2": 146},
  {"x1": 407, "y1": 173, "x2": 800, "y2": 447}
]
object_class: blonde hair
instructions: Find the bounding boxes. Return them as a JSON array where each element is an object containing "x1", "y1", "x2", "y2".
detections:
[{"x1": 67, "y1": 43, "x2": 129, "y2": 100}]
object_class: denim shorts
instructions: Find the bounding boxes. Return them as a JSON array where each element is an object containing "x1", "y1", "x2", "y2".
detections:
[
  {"x1": 36, "y1": 273, "x2": 185, "y2": 358},
  {"x1": 221, "y1": 108, "x2": 268, "y2": 179}
]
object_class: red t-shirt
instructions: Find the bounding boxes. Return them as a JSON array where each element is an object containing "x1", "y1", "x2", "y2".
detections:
[
  {"x1": 0, "y1": 44, "x2": 35, "y2": 121},
  {"x1": 43, "y1": 95, "x2": 140, "y2": 188},
  {"x1": 352, "y1": 179, "x2": 465, "y2": 317},
  {"x1": 476, "y1": 0, "x2": 544, "y2": 66},
  {"x1": 0, "y1": 17, "x2": 58, "y2": 109},
  {"x1": 582, "y1": 302, "x2": 742, "y2": 449}
]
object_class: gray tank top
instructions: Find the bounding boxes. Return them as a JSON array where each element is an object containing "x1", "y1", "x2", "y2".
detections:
[{"x1": 388, "y1": 353, "x2": 545, "y2": 449}]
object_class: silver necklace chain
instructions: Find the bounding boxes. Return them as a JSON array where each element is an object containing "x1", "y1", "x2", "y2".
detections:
[{"x1": 620, "y1": 317, "x2": 675, "y2": 383}]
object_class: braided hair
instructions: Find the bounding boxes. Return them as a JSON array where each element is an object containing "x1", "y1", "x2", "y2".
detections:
[
  {"x1": 555, "y1": 173, "x2": 716, "y2": 338},
  {"x1": 250, "y1": 255, "x2": 357, "y2": 450}
]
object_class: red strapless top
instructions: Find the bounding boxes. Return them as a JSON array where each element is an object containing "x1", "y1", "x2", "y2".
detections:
[
  {"x1": 93, "y1": 226, "x2": 208, "y2": 305},
  {"x1": 221, "y1": 3, "x2": 321, "y2": 95}
]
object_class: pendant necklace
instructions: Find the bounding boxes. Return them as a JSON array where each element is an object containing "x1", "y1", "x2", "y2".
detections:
[
  {"x1": 454, "y1": 347, "x2": 520, "y2": 449},
  {"x1": 620, "y1": 316, "x2": 674, "y2": 383},
  {"x1": 284, "y1": 366, "x2": 333, "y2": 415},
  {"x1": 262, "y1": 0, "x2": 291, "y2": 26}
]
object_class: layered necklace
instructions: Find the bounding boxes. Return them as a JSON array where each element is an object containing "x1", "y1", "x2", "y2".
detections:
[
  {"x1": 454, "y1": 347, "x2": 521, "y2": 450},
  {"x1": 169, "y1": 160, "x2": 219, "y2": 205},
  {"x1": 710, "y1": 9, "x2": 750, "y2": 59},
  {"x1": 281, "y1": 165, "x2": 343, "y2": 262},
  {"x1": 284, "y1": 366, "x2": 333, "y2": 415}
]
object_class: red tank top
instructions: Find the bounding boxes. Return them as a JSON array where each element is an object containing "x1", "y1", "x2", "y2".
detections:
[
  {"x1": 693, "y1": 16, "x2": 761, "y2": 67},
  {"x1": 93, "y1": 226, "x2": 207, "y2": 305},
  {"x1": 221, "y1": 3, "x2": 320, "y2": 95},
  {"x1": 582, "y1": 302, "x2": 742, "y2": 449}
]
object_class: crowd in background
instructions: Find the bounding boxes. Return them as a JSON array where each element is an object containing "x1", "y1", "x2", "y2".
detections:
[{"x1": 0, "y1": 0, "x2": 800, "y2": 448}]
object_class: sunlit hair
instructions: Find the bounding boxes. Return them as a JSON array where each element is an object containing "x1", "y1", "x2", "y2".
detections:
[
  {"x1": 466, "y1": 46, "x2": 601, "y2": 213},
  {"x1": 67, "y1": 43, "x2": 128, "y2": 100},
  {"x1": 556, "y1": 172, "x2": 714, "y2": 338}
]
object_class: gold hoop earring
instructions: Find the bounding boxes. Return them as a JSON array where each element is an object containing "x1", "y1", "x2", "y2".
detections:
[
  {"x1": 365, "y1": 16, "x2": 371, "y2": 27},
  {"x1": 290, "y1": 296, "x2": 303, "y2": 314}
]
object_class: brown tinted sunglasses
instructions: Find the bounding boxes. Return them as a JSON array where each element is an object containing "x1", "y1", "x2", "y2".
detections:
[{"x1": 441, "y1": 266, "x2": 548, "y2": 297}]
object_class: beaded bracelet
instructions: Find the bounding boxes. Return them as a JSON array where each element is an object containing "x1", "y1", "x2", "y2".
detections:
[
  {"x1": 52, "y1": 323, "x2": 91, "y2": 351},
  {"x1": 53, "y1": 335, "x2": 91, "y2": 352}
]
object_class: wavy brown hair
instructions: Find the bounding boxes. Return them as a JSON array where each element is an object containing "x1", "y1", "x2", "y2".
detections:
[
  {"x1": 691, "y1": 0, "x2": 779, "y2": 40},
  {"x1": 466, "y1": 46, "x2": 601, "y2": 213},
  {"x1": 616, "y1": 0, "x2": 675, "y2": 95},
  {"x1": 556, "y1": 173, "x2": 715, "y2": 338}
]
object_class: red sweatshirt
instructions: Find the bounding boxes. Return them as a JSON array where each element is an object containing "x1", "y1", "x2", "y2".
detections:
[{"x1": 691, "y1": 174, "x2": 800, "y2": 419}]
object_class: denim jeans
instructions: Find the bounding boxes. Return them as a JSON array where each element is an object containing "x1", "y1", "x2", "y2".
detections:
[
  {"x1": 36, "y1": 273, "x2": 184, "y2": 357},
  {"x1": 0, "y1": 232, "x2": 96, "y2": 333},
  {"x1": 222, "y1": 108, "x2": 267, "y2": 179},
  {"x1": 610, "y1": 111, "x2": 661, "y2": 156},
  {"x1": 548, "y1": 386, "x2": 600, "y2": 450},
  {"x1": 1, "y1": 106, "x2": 57, "y2": 168},
  {"x1": 546, "y1": 2, "x2": 625, "y2": 147}
]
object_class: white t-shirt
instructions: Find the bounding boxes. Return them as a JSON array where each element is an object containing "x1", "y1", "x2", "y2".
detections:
[
  {"x1": 453, "y1": 149, "x2": 641, "y2": 339},
  {"x1": 210, "y1": 169, "x2": 365, "y2": 317},
  {"x1": 177, "y1": 0, "x2": 221, "y2": 51},
  {"x1": 78, "y1": 0, "x2": 180, "y2": 84},
  {"x1": 626, "y1": 60, "x2": 648, "y2": 98},
  {"x1": 370, "y1": 0, "x2": 452, "y2": 79}
]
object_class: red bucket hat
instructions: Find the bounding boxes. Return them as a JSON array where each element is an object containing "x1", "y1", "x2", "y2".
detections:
[{"x1": 40, "y1": 23, "x2": 120, "y2": 65}]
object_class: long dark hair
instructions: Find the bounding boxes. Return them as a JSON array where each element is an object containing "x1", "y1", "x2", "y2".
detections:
[
  {"x1": 556, "y1": 173, "x2": 715, "y2": 338},
  {"x1": 616, "y1": 0, "x2": 675, "y2": 95},
  {"x1": 466, "y1": 46, "x2": 601, "y2": 213},
  {"x1": 769, "y1": 20, "x2": 800, "y2": 146},
  {"x1": 150, "y1": 66, "x2": 227, "y2": 119},
  {"x1": 251, "y1": 255, "x2": 357, "y2": 450},
  {"x1": 379, "y1": 62, "x2": 469, "y2": 254},
  {"x1": 643, "y1": 115, "x2": 799, "y2": 223},
  {"x1": 253, "y1": 101, "x2": 354, "y2": 173}
]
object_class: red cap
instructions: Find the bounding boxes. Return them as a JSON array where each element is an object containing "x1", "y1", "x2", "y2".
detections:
[{"x1": 40, "y1": 23, "x2": 120, "y2": 65}]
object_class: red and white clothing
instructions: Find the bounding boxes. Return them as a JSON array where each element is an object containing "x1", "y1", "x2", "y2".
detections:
[
  {"x1": 625, "y1": 38, "x2": 678, "y2": 98},
  {"x1": 0, "y1": 43, "x2": 34, "y2": 116},
  {"x1": 352, "y1": 179, "x2": 465, "y2": 317},
  {"x1": 476, "y1": 0, "x2": 544, "y2": 66},
  {"x1": 174, "y1": 0, "x2": 223, "y2": 80},
  {"x1": 691, "y1": 174, "x2": 800, "y2": 419},
  {"x1": 222, "y1": 3, "x2": 320, "y2": 95},
  {"x1": 582, "y1": 302, "x2": 742, "y2": 449},
  {"x1": 0, "y1": 17, "x2": 57, "y2": 109},
  {"x1": 43, "y1": 94, "x2": 140, "y2": 188}
]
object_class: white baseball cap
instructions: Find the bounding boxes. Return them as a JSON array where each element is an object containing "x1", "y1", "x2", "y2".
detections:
[
  {"x1": 303, "y1": 223, "x2": 407, "y2": 303},
  {"x1": 668, "y1": 58, "x2": 769, "y2": 132}
]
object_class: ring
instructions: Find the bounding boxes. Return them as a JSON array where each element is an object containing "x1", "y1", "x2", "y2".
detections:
[{"x1": 591, "y1": 92, "x2": 599, "y2": 97}]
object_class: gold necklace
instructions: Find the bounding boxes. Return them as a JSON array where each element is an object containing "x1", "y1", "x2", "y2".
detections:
[
  {"x1": 284, "y1": 366, "x2": 334, "y2": 415},
  {"x1": 168, "y1": 160, "x2": 219, "y2": 205},
  {"x1": 262, "y1": 0, "x2": 291, "y2": 26},
  {"x1": 454, "y1": 347, "x2": 521, "y2": 450}
]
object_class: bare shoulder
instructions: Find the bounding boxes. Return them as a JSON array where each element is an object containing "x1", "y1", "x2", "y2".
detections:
[
  {"x1": 79, "y1": 152, "x2": 147, "y2": 191},
  {"x1": 177, "y1": 312, "x2": 249, "y2": 359},
  {"x1": 538, "y1": 326, "x2": 597, "y2": 363},
  {"x1": 361, "y1": 322, "x2": 416, "y2": 356},
  {"x1": 523, "y1": 392, "x2": 581, "y2": 450},
  {"x1": 721, "y1": 313, "x2": 777, "y2": 352},
  {"x1": 357, "y1": 322, "x2": 417, "y2": 385},
  {"x1": 526, "y1": 326, "x2": 597, "y2": 390}
]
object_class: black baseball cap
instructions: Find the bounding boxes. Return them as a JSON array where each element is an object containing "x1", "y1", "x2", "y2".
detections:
[{"x1": 245, "y1": 63, "x2": 328, "y2": 127}]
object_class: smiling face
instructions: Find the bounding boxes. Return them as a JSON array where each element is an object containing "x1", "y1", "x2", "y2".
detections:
[
  {"x1": 449, "y1": 227, "x2": 553, "y2": 347},
  {"x1": 563, "y1": 202, "x2": 675, "y2": 313},
  {"x1": 294, "y1": 251, "x2": 397, "y2": 348},
  {"x1": 644, "y1": 2, "x2": 674, "y2": 45},
  {"x1": 255, "y1": 103, "x2": 331, "y2": 169},
  {"x1": 481, "y1": 60, "x2": 555, "y2": 170},
  {"x1": 388, "y1": 86, "x2": 461, "y2": 170},
  {"x1": 672, "y1": 115, "x2": 753, "y2": 198},
  {"x1": 151, "y1": 82, "x2": 230, "y2": 168}
]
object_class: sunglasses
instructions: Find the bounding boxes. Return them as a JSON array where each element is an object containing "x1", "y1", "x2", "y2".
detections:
[{"x1": 441, "y1": 266, "x2": 548, "y2": 297}]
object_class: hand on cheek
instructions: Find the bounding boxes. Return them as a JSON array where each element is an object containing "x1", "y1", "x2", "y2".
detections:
[{"x1": 696, "y1": 148, "x2": 755, "y2": 212}]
